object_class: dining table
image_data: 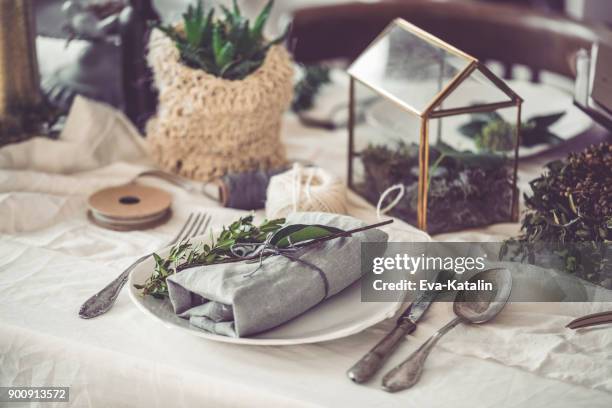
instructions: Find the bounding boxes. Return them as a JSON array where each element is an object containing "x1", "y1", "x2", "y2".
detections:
[{"x1": 0, "y1": 92, "x2": 611, "y2": 407}]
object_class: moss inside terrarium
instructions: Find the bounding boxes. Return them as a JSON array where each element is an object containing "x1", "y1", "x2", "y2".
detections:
[{"x1": 356, "y1": 141, "x2": 515, "y2": 234}]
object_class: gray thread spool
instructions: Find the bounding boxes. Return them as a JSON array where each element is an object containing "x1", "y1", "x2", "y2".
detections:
[{"x1": 218, "y1": 167, "x2": 288, "y2": 210}]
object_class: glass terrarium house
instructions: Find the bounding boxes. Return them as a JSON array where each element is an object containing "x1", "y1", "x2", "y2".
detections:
[{"x1": 347, "y1": 19, "x2": 523, "y2": 234}]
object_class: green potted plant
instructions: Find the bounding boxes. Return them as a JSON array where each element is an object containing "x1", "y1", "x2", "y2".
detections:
[{"x1": 146, "y1": 0, "x2": 293, "y2": 181}]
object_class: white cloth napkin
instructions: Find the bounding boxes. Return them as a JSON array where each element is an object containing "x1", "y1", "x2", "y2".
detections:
[
  {"x1": 0, "y1": 96, "x2": 150, "y2": 173},
  {"x1": 438, "y1": 300, "x2": 612, "y2": 393},
  {"x1": 0, "y1": 97, "x2": 154, "y2": 234}
]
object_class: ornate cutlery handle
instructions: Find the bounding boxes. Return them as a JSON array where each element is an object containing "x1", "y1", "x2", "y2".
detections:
[
  {"x1": 567, "y1": 311, "x2": 612, "y2": 329},
  {"x1": 78, "y1": 254, "x2": 151, "y2": 319},
  {"x1": 347, "y1": 320, "x2": 416, "y2": 383},
  {"x1": 382, "y1": 316, "x2": 463, "y2": 392}
]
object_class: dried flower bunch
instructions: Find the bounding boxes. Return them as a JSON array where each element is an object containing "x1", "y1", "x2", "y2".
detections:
[
  {"x1": 504, "y1": 142, "x2": 611, "y2": 288},
  {"x1": 153, "y1": 0, "x2": 287, "y2": 80}
]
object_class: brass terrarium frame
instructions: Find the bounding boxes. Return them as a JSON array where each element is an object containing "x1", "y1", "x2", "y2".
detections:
[{"x1": 347, "y1": 18, "x2": 523, "y2": 232}]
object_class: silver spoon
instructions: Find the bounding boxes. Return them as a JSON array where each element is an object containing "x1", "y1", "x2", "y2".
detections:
[{"x1": 382, "y1": 267, "x2": 512, "y2": 392}]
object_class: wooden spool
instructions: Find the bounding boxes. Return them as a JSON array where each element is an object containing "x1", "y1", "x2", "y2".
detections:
[{"x1": 87, "y1": 184, "x2": 172, "y2": 231}]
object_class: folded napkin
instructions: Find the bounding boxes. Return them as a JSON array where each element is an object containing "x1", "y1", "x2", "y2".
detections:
[
  {"x1": 0, "y1": 96, "x2": 150, "y2": 173},
  {"x1": 167, "y1": 212, "x2": 388, "y2": 337}
]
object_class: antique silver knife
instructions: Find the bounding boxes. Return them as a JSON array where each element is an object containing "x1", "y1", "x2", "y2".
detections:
[{"x1": 347, "y1": 281, "x2": 441, "y2": 383}]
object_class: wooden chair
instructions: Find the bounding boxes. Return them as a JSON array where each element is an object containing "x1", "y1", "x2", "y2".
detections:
[{"x1": 288, "y1": 0, "x2": 612, "y2": 82}]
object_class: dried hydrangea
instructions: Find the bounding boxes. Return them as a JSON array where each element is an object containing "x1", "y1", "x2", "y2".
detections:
[{"x1": 505, "y1": 142, "x2": 612, "y2": 287}]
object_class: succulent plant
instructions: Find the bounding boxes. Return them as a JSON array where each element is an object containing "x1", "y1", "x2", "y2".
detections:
[
  {"x1": 459, "y1": 110, "x2": 566, "y2": 152},
  {"x1": 154, "y1": 0, "x2": 288, "y2": 80},
  {"x1": 476, "y1": 119, "x2": 515, "y2": 152},
  {"x1": 359, "y1": 142, "x2": 514, "y2": 234}
]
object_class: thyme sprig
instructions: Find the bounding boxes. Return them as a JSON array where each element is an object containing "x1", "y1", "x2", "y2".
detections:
[{"x1": 135, "y1": 215, "x2": 285, "y2": 298}]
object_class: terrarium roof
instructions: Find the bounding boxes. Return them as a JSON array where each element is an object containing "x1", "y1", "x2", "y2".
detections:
[{"x1": 347, "y1": 19, "x2": 523, "y2": 117}]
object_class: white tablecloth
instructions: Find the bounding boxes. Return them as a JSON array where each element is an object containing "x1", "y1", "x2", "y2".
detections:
[{"x1": 1, "y1": 97, "x2": 611, "y2": 407}]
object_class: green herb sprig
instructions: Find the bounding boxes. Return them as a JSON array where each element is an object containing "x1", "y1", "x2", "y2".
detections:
[
  {"x1": 135, "y1": 215, "x2": 285, "y2": 298},
  {"x1": 153, "y1": 0, "x2": 288, "y2": 80},
  {"x1": 134, "y1": 215, "x2": 375, "y2": 299}
]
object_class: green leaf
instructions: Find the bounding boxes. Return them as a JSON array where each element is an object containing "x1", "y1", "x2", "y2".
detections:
[
  {"x1": 220, "y1": 5, "x2": 235, "y2": 25},
  {"x1": 458, "y1": 120, "x2": 488, "y2": 138},
  {"x1": 230, "y1": 20, "x2": 251, "y2": 54},
  {"x1": 270, "y1": 224, "x2": 344, "y2": 248},
  {"x1": 183, "y1": 1, "x2": 205, "y2": 47},
  {"x1": 521, "y1": 129, "x2": 563, "y2": 147},
  {"x1": 222, "y1": 59, "x2": 263, "y2": 78},
  {"x1": 212, "y1": 25, "x2": 222, "y2": 57},
  {"x1": 259, "y1": 218, "x2": 285, "y2": 232},
  {"x1": 232, "y1": 0, "x2": 241, "y2": 16},
  {"x1": 251, "y1": 0, "x2": 274, "y2": 41},
  {"x1": 212, "y1": 25, "x2": 228, "y2": 69},
  {"x1": 153, "y1": 253, "x2": 163, "y2": 265},
  {"x1": 433, "y1": 142, "x2": 507, "y2": 169},
  {"x1": 527, "y1": 111, "x2": 565, "y2": 129}
]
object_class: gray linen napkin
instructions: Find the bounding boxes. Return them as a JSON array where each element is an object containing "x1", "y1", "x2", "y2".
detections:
[{"x1": 166, "y1": 212, "x2": 388, "y2": 337}]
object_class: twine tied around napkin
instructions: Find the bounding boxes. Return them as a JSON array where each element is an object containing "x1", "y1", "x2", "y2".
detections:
[
  {"x1": 226, "y1": 218, "x2": 396, "y2": 299},
  {"x1": 231, "y1": 238, "x2": 331, "y2": 300}
]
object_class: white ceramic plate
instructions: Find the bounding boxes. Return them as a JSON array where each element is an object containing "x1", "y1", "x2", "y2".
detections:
[
  {"x1": 366, "y1": 79, "x2": 593, "y2": 158},
  {"x1": 128, "y1": 236, "x2": 404, "y2": 345}
]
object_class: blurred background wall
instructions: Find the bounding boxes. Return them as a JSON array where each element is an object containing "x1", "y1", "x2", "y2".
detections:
[
  {"x1": 27, "y1": 0, "x2": 612, "y2": 129},
  {"x1": 150, "y1": 0, "x2": 612, "y2": 29}
]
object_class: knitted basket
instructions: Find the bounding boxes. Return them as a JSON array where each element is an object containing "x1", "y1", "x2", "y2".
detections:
[{"x1": 146, "y1": 29, "x2": 293, "y2": 181}]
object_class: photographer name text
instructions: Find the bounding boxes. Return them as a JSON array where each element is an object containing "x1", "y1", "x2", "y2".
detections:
[{"x1": 372, "y1": 279, "x2": 493, "y2": 292}]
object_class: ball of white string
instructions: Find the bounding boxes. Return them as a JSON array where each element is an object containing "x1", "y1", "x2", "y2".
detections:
[{"x1": 265, "y1": 163, "x2": 347, "y2": 219}]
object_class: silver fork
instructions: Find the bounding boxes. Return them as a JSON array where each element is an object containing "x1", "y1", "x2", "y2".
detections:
[{"x1": 79, "y1": 212, "x2": 211, "y2": 319}]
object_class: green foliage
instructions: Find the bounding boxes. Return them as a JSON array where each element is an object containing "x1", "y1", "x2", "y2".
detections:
[
  {"x1": 359, "y1": 141, "x2": 514, "y2": 234},
  {"x1": 459, "y1": 110, "x2": 565, "y2": 152},
  {"x1": 153, "y1": 0, "x2": 288, "y2": 80},
  {"x1": 269, "y1": 224, "x2": 344, "y2": 248},
  {"x1": 292, "y1": 65, "x2": 332, "y2": 112},
  {"x1": 476, "y1": 120, "x2": 515, "y2": 152},
  {"x1": 135, "y1": 216, "x2": 347, "y2": 298},
  {"x1": 502, "y1": 142, "x2": 612, "y2": 288},
  {"x1": 136, "y1": 216, "x2": 286, "y2": 298}
]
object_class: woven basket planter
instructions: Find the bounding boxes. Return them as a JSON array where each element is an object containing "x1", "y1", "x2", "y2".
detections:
[{"x1": 146, "y1": 29, "x2": 293, "y2": 181}]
